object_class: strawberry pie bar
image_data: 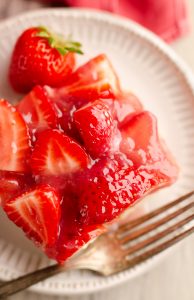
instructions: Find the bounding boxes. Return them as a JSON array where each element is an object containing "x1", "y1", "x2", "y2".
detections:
[{"x1": 0, "y1": 27, "x2": 178, "y2": 263}]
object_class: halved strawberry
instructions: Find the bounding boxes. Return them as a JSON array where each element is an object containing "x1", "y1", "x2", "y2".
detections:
[
  {"x1": 0, "y1": 99, "x2": 31, "y2": 172},
  {"x1": 17, "y1": 85, "x2": 59, "y2": 138},
  {"x1": 3, "y1": 185, "x2": 61, "y2": 247},
  {"x1": 48, "y1": 54, "x2": 121, "y2": 104},
  {"x1": 74, "y1": 100, "x2": 116, "y2": 158},
  {"x1": 45, "y1": 57, "x2": 143, "y2": 138},
  {"x1": 31, "y1": 129, "x2": 89, "y2": 176},
  {"x1": 63, "y1": 53, "x2": 121, "y2": 97},
  {"x1": 120, "y1": 111, "x2": 178, "y2": 180},
  {"x1": 44, "y1": 55, "x2": 120, "y2": 138},
  {"x1": 0, "y1": 171, "x2": 33, "y2": 206}
]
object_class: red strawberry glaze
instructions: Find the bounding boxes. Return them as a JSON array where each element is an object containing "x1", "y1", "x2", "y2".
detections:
[
  {"x1": 1, "y1": 52, "x2": 179, "y2": 263},
  {"x1": 113, "y1": 92, "x2": 143, "y2": 125},
  {"x1": 119, "y1": 111, "x2": 178, "y2": 180},
  {"x1": 46, "y1": 193, "x2": 104, "y2": 262},
  {"x1": 42, "y1": 55, "x2": 143, "y2": 141},
  {"x1": 0, "y1": 171, "x2": 34, "y2": 207},
  {"x1": 74, "y1": 100, "x2": 116, "y2": 158},
  {"x1": 1, "y1": 108, "x2": 178, "y2": 262},
  {"x1": 76, "y1": 153, "x2": 175, "y2": 226},
  {"x1": 45, "y1": 149, "x2": 177, "y2": 262}
]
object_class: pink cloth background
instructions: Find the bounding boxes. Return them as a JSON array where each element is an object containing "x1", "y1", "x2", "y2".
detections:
[{"x1": 43, "y1": 0, "x2": 189, "y2": 42}]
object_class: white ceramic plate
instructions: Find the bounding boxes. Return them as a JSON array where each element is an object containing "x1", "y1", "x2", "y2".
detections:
[{"x1": 0, "y1": 8, "x2": 194, "y2": 296}]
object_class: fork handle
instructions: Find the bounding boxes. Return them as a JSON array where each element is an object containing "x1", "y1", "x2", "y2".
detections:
[{"x1": 0, "y1": 264, "x2": 64, "y2": 298}]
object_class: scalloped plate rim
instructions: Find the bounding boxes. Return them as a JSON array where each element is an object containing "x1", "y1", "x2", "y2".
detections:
[{"x1": 0, "y1": 8, "x2": 194, "y2": 296}]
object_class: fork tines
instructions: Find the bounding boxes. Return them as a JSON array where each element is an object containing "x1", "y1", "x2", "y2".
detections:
[{"x1": 117, "y1": 191, "x2": 194, "y2": 266}]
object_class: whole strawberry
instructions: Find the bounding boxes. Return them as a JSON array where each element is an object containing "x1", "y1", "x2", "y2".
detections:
[{"x1": 9, "y1": 26, "x2": 83, "y2": 93}]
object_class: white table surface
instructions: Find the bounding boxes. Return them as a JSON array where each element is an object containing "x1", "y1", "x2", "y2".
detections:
[{"x1": 0, "y1": 0, "x2": 193, "y2": 299}]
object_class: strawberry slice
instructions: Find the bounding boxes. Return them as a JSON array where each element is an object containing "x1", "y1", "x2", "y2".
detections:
[
  {"x1": 0, "y1": 99, "x2": 31, "y2": 172},
  {"x1": 120, "y1": 111, "x2": 178, "y2": 180},
  {"x1": 74, "y1": 100, "x2": 116, "y2": 158},
  {"x1": 3, "y1": 185, "x2": 61, "y2": 247},
  {"x1": 17, "y1": 85, "x2": 59, "y2": 138},
  {"x1": 31, "y1": 129, "x2": 89, "y2": 176}
]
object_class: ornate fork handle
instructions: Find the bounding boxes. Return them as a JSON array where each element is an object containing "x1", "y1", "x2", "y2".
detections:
[{"x1": 0, "y1": 264, "x2": 64, "y2": 298}]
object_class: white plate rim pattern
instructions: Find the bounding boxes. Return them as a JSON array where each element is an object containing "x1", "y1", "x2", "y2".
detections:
[{"x1": 0, "y1": 8, "x2": 194, "y2": 295}]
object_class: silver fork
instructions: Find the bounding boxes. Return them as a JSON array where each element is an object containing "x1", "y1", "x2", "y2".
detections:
[{"x1": 0, "y1": 191, "x2": 194, "y2": 298}]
